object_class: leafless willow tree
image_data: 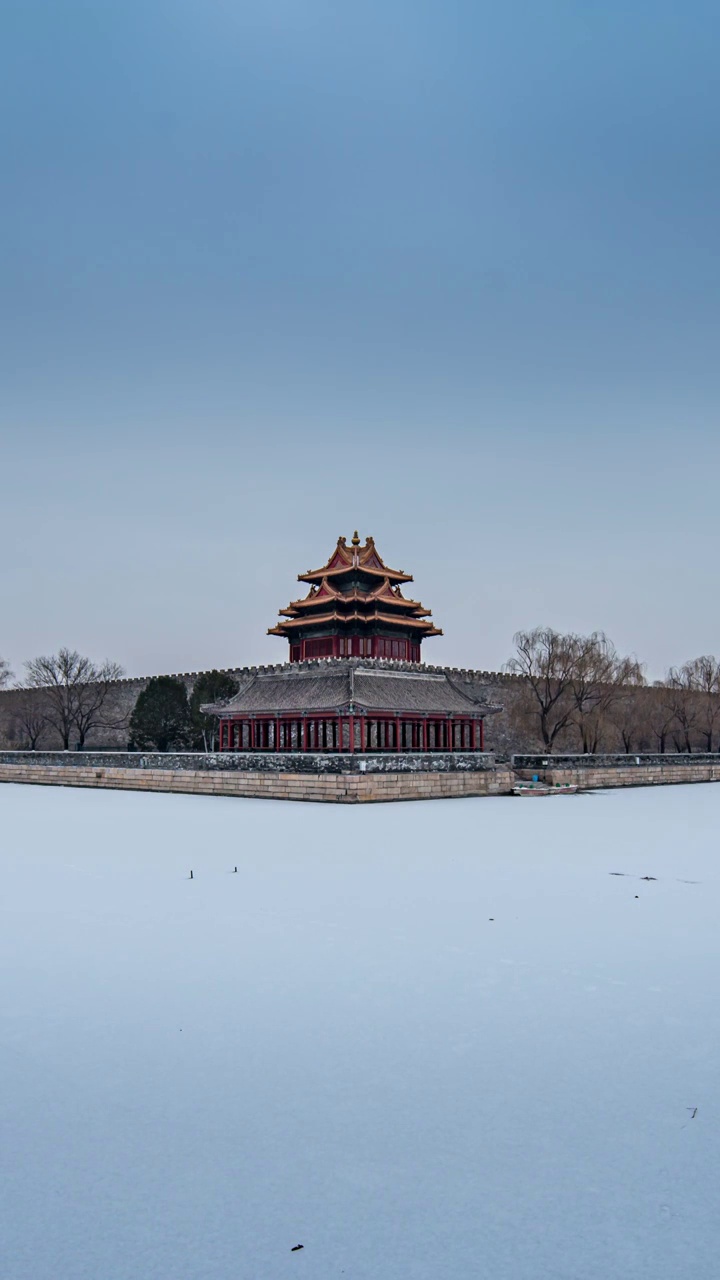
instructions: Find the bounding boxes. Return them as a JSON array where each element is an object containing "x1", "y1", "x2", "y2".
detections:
[
  {"x1": 663, "y1": 666, "x2": 701, "y2": 752},
  {"x1": 23, "y1": 649, "x2": 125, "y2": 749},
  {"x1": 645, "y1": 683, "x2": 681, "y2": 753},
  {"x1": 669, "y1": 656, "x2": 720, "y2": 752},
  {"x1": 607, "y1": 667, "x2": 648, "y2": 752},
  {"x1": 567, "y1": 634, "x2": 644, "y2": 753},
  {"x1": 505, "y1": 628, "x2": 579, "y2": 750},
  {"x1": 506, "y1": 627, "x2": 643, "y2": 752}
]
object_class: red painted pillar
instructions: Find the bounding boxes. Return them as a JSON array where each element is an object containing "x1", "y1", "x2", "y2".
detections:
[
  {"x1": 422, "y1": 719, "x2": 428, "y2": 752},
  {"x1": 250, "y1": 719, "x2": 256, "y2": 751},
  {"x1": 348, "y1": 714, "x2": 355, "y2": 753},
  {"x1": 360, "y1": 717, "x2": 366, "y2": 751},
  {"x1": 480, "y1": 718, "x2": 485, "y2": 751},
  {"x1": 302, "y1": 718, "x2": 308, "y2": 752},
  {"x1": 395, "y1": 716, "x2": 401, "y2": 752},
  {"x1": 447, "y1": 718, "x2": 453, "y2": 752}
]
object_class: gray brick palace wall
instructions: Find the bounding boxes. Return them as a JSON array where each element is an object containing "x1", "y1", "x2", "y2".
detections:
[
  {"x1": 1, "y1": 658, "x2": 688, "y2": 759},
  {"x1": 0, "y1": 659, "x2": 529, "y2": 754}
]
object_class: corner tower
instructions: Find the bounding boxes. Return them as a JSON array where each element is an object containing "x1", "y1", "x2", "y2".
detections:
[{"x1": 268, "y1": 533, "x2": 442, "y2": 662}]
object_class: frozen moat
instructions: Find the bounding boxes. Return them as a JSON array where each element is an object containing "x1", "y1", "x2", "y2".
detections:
[{"x1": 1, "y1": 782, "x2": 719, "y2": 1279}]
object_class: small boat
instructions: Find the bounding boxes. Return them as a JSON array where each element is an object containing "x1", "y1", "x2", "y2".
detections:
[{"x1": 512, "y1": 782, "x2": 579, "y2": 797}]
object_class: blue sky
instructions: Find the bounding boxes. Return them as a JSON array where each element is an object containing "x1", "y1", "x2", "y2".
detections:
[{"x1": 2, "y1": 1, "x2": 718, "y2": 678}]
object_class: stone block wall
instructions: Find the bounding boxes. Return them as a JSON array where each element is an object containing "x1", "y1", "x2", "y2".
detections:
[
  {"x1": 513, "y1": 754, "x2": 720, "y2": 790},
  {"x1": 0, "y1": 751, "x2": 513, "y2": 803},
  {"x1": 2, "y1": 749, "x2": 720, "y2": 803}
]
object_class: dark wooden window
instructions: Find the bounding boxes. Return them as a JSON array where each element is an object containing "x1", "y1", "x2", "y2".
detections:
[{"x1": 305, "y1": 636, "x2": 335, "y2": 659}]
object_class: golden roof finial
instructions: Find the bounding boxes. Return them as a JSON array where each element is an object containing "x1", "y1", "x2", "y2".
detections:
[{"x1": 351, "y1": 530, "x2": 360, "y2": 546}]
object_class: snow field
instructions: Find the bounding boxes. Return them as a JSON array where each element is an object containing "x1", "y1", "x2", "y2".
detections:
[{"x1": 1, "y1": 782, "x2": 719, "y2": 1279}]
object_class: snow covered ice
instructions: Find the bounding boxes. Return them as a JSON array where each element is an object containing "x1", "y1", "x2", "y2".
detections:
[{"x1": 1, "y1": 781, "x2": 719, "y2": 1280}]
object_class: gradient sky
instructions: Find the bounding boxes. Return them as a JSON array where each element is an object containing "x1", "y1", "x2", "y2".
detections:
[{"x1": 2, "y1": 1, "x2": 718, "y2": 681}]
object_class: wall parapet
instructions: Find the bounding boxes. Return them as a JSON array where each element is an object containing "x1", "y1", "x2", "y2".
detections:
[
  {"x1": 513, "y1": 753, "x2": 720, "y2": 770},
  {"x1": 0, "y1": 750, "x2": 498, "y2": 776}
]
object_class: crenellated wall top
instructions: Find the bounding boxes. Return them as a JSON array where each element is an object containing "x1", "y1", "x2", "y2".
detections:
[{"x1": 95, "y1": 656, "x2": 525, "y2": 687}]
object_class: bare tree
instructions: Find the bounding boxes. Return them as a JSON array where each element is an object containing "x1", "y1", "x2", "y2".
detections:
[
  {"x1": 674, "y1": 656, "x2": 720, "y2": 752},
  {"x1": 505, "y1": 628, "x2": 578, "y2": 751},
  {"x1": 10, "y1": 687, "x2": 49, "y2": 750},
  {"x1": 607, "y1": 667, "x2": 648, "y2": 752},
  {"x1": 664, "y1": 666, "x2": 701, "y2": 753},
  {"x1": 568, "y1": 634, "x2": 645, "y2": 753},
  {"x1": 0, "y1": 658, "x2": 12, "y2": 689},
  {"x1": 507, "y1": 628, "x2": 647, "y2": 754},
  {"x1": 646, "y1": 683, "x2": 680, "y2": 754},
  {"x1": 23, "y1": 649, "x2": 125, "y2": 749}
]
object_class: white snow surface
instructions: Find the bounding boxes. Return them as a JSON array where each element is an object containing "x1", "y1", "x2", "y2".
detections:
[{"x1": 1, "y1": 782, "x2": 719, "y2": 1280}]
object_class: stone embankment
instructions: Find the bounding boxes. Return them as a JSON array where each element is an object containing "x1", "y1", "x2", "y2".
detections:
[
  {"x1": 1, "y1": 751, "x2": 720, "y2": 803},
  {"x1": 0, "y1": 751, "x2": 510, "y2": 803},
  {"x1": 513, "y1": 754, "x2": 720, "y2": 790}
]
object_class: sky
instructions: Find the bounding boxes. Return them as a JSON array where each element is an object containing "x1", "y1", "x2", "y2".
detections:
[{"x1": 2, "y1": 1, "x2": 719, "y2": 681}]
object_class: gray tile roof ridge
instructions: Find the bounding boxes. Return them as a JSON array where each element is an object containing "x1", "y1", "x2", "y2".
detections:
[
  {"x1": 200, "y1": 656, "x2": 509, "y2": 716},
  {"x1": 353, "y1": 665, "x2": 447, "y2": 681}
]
